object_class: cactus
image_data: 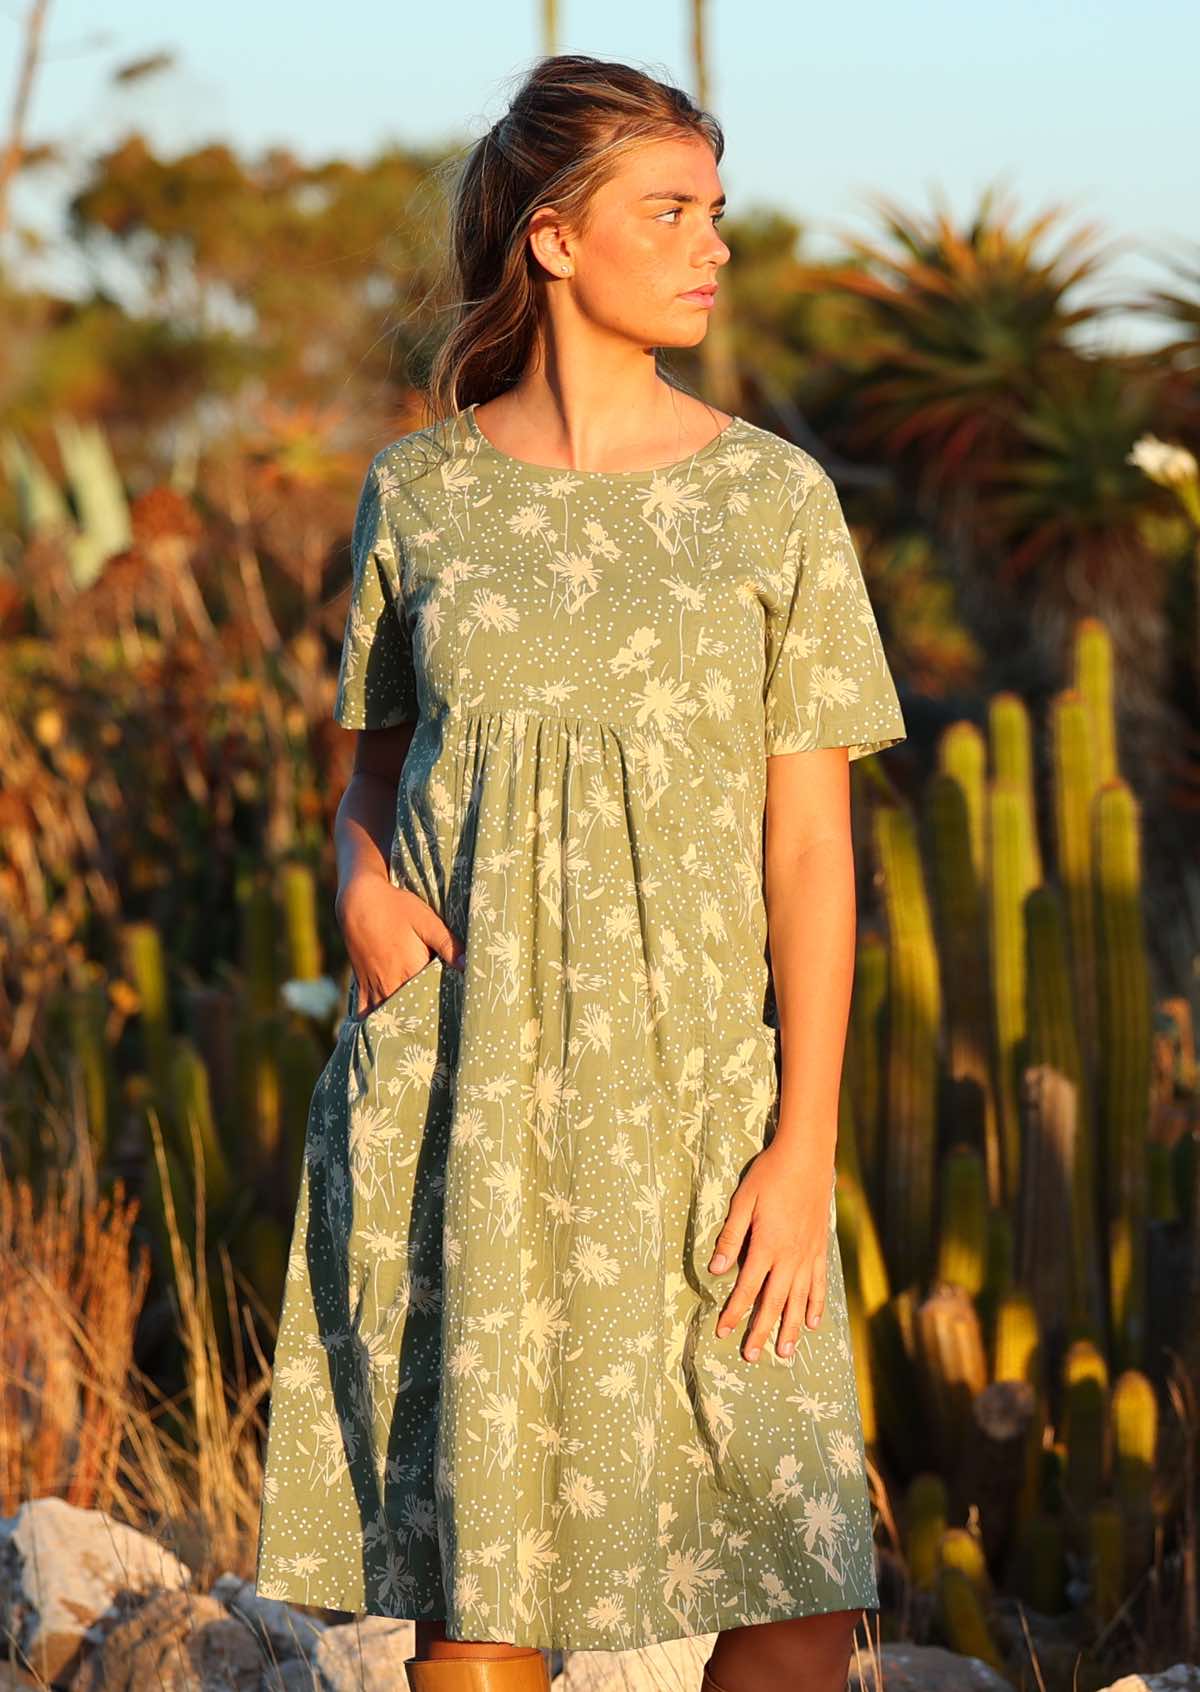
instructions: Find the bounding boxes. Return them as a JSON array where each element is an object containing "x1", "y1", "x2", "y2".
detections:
[
  {"x1": 936, "y1": 1144, "x2": 988, "y2": 1297},
  {"x1": 1073, "y1": 617, "x2": 1117, "y2": 785},
  {"x1": 992, "y1": 1287, "x2": 1041, "y2": 1392},
  {"x1": 977, "y1": 1207, "x2": 1015, "y2": 1353},
  {"x1": 1050, "y1": 689, "x2": 1101, "y2": 1070},
  {"x1": 926, "y1": 764, "x2": 998, "y2": 1201},
  {"x1": 1094, "y1": 779, "x2": 1152, "y2": 1370},
  {"x1": 870, "y1": 1292, "x2": 926, "y2": 1477},
  {"x1": 280, "y1": 1022, "x2": 327, "y2": 1190},
  {"x1": 280, "y1": 860, "x2": 323, "y2": 982},
  {"x1": 917, "y1": 1284, "x2": 988, "y2": 1479},
  {"x1": 904, "y1": 1472, "x2": 948, "y2": 1591},
  {"x1": 235, "y1": 1008, "x2": 282, "y2": 1177},
  {"x1": 1113, "y1": 1368, "x2": 1158, "y2": 1584},
  {"x1": 240, "y1": 875, "x2": 282, "y2": 1020},
  {"x1": 1009, "y1": 1509, "x2": 1067, "y2": 1613},
  {"x1": 938, "y1": 720, "x2": 987, "y2": 883},
  {"x1": 123, "y1": 922, "x2": 172, "y2": 1106},
  {"x1": 168, "y1": 1037, "x2": 233, "y2": 1217},
  {"x1": 987, "y1": 779, "x2": 1037, "y2": 1205},
  {"x1": 847, "y1": 931, "x2": 888, "y2": 1208},
  {"x1": 875, "y1": 802, "x2": 942, "y2": 1291},
  {"x1": 1022, "y1": 884, "x2": 1100, "y2": 1335},
  {"x1": 1172, "y1": 1130, "x2": 1198, "y2": 1228},
  {"x1": 989, "y1": 691, "x2": 1043, "y2": 887},
  {"x1": 237, "y1": 1214, "x2": 289, "y2": 1321},
  {"x1": 936, "y1": 1564, "x2": 1006, "y2": 1669},
  {"x1": 1062, "y1": 1339, "x2": 1110, "y2": 1522},
  {"x1": 1088, "y1": 1500, "x2": 1124, "y2": 1626},
  {"x1": 939, "y1": 1525, "x2": 991, "y2": 1595},
  {"x1": 64, "y1": 974, "x2": 114, "y2": 1163}
]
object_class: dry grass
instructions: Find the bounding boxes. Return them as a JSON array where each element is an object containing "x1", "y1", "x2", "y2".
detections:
[{"x1": 6, "y1": 1113, "x2": 1200, "y2": 1687}]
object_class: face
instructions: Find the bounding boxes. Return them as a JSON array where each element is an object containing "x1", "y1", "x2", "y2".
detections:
[{"x1": 527, "y1": 134, "x2": 731, "y2": 348}]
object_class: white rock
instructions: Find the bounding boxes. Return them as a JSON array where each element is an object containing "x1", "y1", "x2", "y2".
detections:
[
  {"x1": 0, "y1": 1496, "x2": 191, "y2": 1684},
  {"x1": 1100, "y1": 1670, "x2": 1200, "y2": 1692},
  {"x1": 311, "y1": 1616, "x2": 416, "y2": 1692},
  {"x1": 208, "y1": 1573, "x2": 325, "y2": 1660}
]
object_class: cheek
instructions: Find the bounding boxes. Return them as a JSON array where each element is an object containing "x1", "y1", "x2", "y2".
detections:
[{"x1": 578, "y1": 234, "x2": 671, "y2": 312}]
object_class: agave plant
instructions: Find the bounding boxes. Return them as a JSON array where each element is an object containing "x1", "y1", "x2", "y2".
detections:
[{"x1": 792, "y1": 185, "x2": 1117, "y2": 515}]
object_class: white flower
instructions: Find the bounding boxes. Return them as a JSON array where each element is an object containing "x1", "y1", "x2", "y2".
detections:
[
  {"x1": 281, "y1": 975, "x2": 344, "y2": 1020},
  {"x1": 1127, "y1": 433, "x2": 1198, "y2": 490}
]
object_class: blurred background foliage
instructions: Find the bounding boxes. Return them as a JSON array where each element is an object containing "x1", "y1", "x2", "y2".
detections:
[{"x1": 3, "y1": 10, "x2": 1200, "y2": 1674}]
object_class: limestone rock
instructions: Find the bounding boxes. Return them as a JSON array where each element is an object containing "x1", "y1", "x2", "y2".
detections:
[
  {"x1": 208, "y1": 1573, "x2": 325, "y2": 1661},
  {"x1": 0, "y1": 1496, "x2": 191, "y2": 1685},
  {"x1": 310, "y1": 1616, "x2": 416, "y2": 1691},
  {"x1": 848, "y1": 1642, "x2": 1013, "y2": 1690},
  {"x1": 75, "y1": 1589, "x2": 261, "y2": 1692}
]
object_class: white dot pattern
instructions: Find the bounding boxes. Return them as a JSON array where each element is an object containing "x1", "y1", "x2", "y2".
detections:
[{"x1": 255, "y1": 404, "x2": 906, "y2": 1650}]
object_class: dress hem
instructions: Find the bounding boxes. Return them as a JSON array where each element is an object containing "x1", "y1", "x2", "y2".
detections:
[{"x1": 251, "y1": 1574, "x2": 881, "y2": 1654}]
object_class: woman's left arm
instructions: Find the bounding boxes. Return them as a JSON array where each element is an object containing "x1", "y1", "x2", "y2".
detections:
[{"x1": 707, "y1": 744, "x2": 855, "y2": 1362}]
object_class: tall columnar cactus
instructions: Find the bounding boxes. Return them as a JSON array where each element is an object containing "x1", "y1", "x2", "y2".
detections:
[
  {"x1": 1074, "y1": 617, "x2": 1118, "y2": 785},
  {"x1": 992, "y1": 1287, "x2": 1041, "y2": 1388},
  {"x1": 989, "y1": 691, "x2": 1043, "y2": 888},
  {"x1": 936, "y1": 1144, "x2": 988, "y2": 1297},
  {"x1": 835, "y1": 1168, "x2": 893, "y2": 1449},
  {"x1": 936, "y1": 1565, "x2": 1006, "y2": 1669},
  {"x1": 938, "y1": 720, "x2": 987, "y2": 884},
  {"x1": 1094, "y1": 779, "x2": 1152, "y2": 1371},
  {"x1": 1087, "y1": 1501, "x2": 1125, "y2": 1627},
  {"x1": 1022, "y1": 887, "x2": 1101, "y2": 1335},
  {"x1": 168, "y1": 1037, "x2": 233, "y2": 1218},
  {"x1": 987, "y1": 779, "x2": 1037, "y2": 1204},
  {"x1": 847, "y1": 931, "x2": 888, "y2": 1197},
  {"x1": 64, "y1": 976, "x2": 115, "y2": 1163},
  {"x1": 875, "y1": 803, "x2": 942, "y2": 1292},
  {"x1": 1112, "y1": 1368, "x2": 1158, "y2": 1582},
  {"x1": 917, "y1": 1284, "x2": 988, "y2": 1479},
  {"x1": 870, "y1": 1292, "x2": 927, "y2": 1477},
  {"x1": 1009, "y1": 1510, "x2": 1067, "y2": 1613},
  {"x1": 240, "y1": 875, "x2": 282, "y2": 1019},
  {"x1": 926, "y1": 765, "x2": 998, "y2": 1202},
  {"x1": 1062, "y1": 1338, "x2": 1110, "y2": 1525},
  {"x1": 977, "y1": 1207, "x2": 1015, "y2": 1354},
  {"x1": 236, "y1": 873, "x2": 284, "y2": 1174},
  {"x1": 122, "y1": 922, "x2": 172, "y2": 1107},
  {"x1": 939, "y1": 1525, "x2": 991, "y2": 1594},
  {"x1": 1050, "y1": 689, "x2": 1101, "y2": 1068},
  {"x1": 280, "y1": 860, "x2": 323, "y2": 983},
  {"x1": 904, "y1": 1472, "x2": 949, "y2": 1591}
]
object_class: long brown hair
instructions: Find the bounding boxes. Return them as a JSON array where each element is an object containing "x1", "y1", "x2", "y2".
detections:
[{"x1": 421, "y1": 54, "x2": 724, "y2": 425}]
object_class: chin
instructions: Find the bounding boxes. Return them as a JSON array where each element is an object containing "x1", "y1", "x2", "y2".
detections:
[{"x1": 647, "y1": 322, "x2": 709, "y2": 350}]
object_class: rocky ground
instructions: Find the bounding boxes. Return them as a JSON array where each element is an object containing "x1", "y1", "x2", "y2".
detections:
[{"x1": 1, "y1": 1499, "x2": 1196, "y2": 1691}]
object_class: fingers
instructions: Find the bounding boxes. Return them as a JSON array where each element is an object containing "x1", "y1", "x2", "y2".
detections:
[
  {"x1": 713, "y1": 1248, "x2": 829, "y2": 1362},
  {"x1": 404, "y1": 898, "x2": 467, "y2": 972}
]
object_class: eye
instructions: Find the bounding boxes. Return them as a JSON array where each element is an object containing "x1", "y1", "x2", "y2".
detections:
[{"x1": 657, "y1": 207, "x2": 727, "y2": 226}]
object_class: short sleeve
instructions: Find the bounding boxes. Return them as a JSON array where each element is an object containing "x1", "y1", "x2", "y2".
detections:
[
  {"x1": 763, "y1": 471, "x2": 906, "y2": 761},
  {"x1": 332, "y1": 453, "x2": 419, "y2": 730}
]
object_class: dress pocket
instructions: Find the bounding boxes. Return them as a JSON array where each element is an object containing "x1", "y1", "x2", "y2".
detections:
[{"x1": 346, "y1": 953, "x2": 441, "y2": 1028}]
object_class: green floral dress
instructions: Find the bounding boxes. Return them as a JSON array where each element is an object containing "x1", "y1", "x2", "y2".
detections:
[{"x1": 254, "y1": 402, "x2": 906, "y2": 1652}]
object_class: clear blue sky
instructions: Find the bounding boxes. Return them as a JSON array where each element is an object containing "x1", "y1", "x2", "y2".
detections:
[{"x1": 8, "y1": 0, "x2": 1198, "y2": 350}]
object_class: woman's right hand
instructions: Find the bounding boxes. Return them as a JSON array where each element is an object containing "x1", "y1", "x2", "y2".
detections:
[{"x1": 335, "y1": 873, "x2": 466, "y2": 1019}]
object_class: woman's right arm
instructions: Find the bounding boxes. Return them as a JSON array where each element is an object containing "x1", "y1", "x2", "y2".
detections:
[{"x1": 333, "y1": 725, "x2": 465, "y2": 1016}]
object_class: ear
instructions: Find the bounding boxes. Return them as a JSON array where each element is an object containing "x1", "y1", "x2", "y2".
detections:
[{"x1": 526, "y1": 206, "x2": 574, "y2": 279}]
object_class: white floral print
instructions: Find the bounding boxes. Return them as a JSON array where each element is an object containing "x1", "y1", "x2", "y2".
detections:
[{"x1": 255, "y1": 402, "x2": 906, "y2": 1649}]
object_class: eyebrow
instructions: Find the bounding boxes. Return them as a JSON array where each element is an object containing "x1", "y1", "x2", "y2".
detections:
[{"x1": 638, "y1": 190, "x2": 727, "y2": 208}]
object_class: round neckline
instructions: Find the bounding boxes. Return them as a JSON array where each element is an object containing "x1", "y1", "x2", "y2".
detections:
[{"x1": 462, "y1": 401, "x2": 742, "y2": 479}]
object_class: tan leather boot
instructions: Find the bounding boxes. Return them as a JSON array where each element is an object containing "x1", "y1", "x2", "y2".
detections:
[
  {"x1": 700, "y1": 1665, "x2": 736, "y2": 1692},
  {"x1": 403, "y1": 1646, "x2": 550, "y2": 1691}
]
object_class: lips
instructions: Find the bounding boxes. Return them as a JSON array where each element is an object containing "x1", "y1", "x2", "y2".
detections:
[{"x1": 681, "y1": 285, "x2": 718, "y2": 299}]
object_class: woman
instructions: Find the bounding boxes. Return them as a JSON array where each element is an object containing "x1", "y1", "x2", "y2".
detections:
[{"x1": 255, "y1": 52, "x2": 906, "y2": 1692}]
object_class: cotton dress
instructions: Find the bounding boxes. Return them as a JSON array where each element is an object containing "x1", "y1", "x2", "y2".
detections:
[{"x1": 254, "y1": 401, "x2": 906, "y2": 1652}]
